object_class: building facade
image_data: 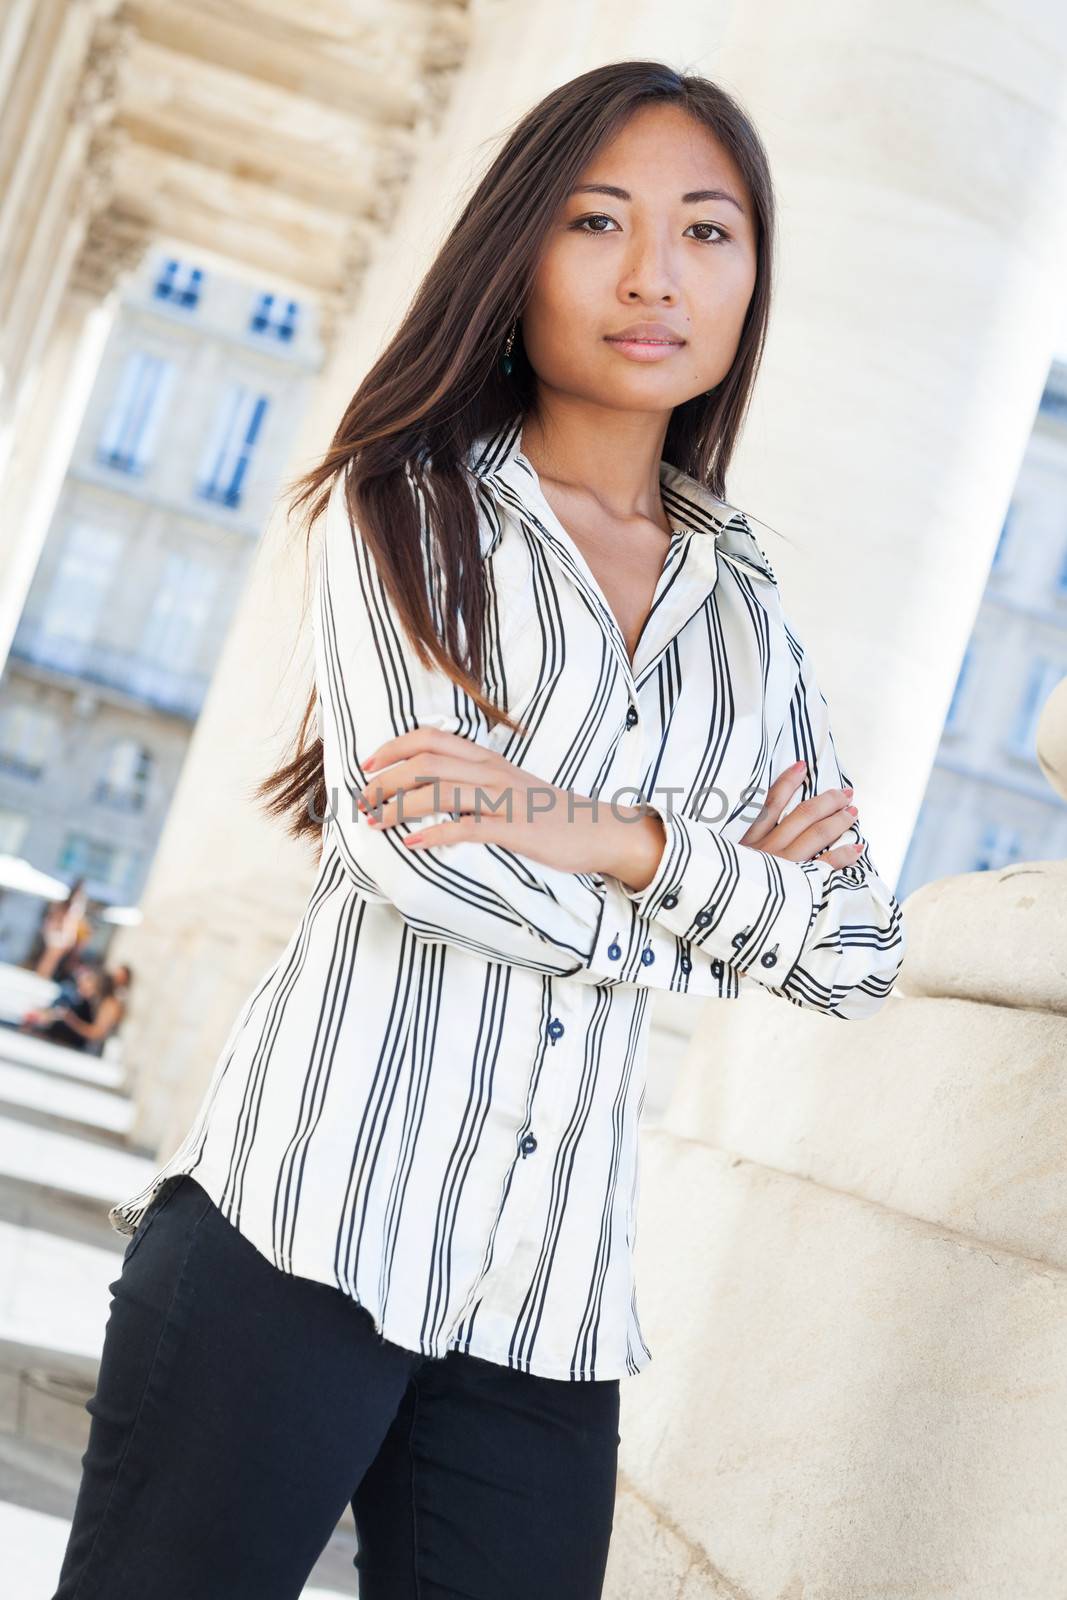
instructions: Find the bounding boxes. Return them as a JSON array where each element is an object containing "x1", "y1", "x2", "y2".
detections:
[
  {"x1": 897, "y1": 358, "x2": 1067, "y2": 898},
  {"x1": 0, "y1": 245, "x2": 321, "y2": 961}
]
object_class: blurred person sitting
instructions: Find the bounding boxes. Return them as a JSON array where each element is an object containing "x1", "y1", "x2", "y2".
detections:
[
  {"x1": 20, "y1": 959, "x2": 104, "y2": 1052},
  {"x1": 51, "y1": 963, "x2": 133, "y2": 1057}
]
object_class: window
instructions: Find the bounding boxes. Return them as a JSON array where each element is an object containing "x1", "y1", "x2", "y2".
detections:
[
  {"x1": 0, "y1": 705, "x2": 56, "y2": 780},
  {"x1": 93, "y1": 738, "x2": 153, "y2": 812},
  {"x1": 1009, "y1": 656, "x2": 1065, "y2": 761},
  {"x1": 41, "y1": 523, "x2": 124, "y2": 646},
  {"x1": 196, "y1": 384, "x2": 270, "y2": 509},
  {"x1": 96, "y1": 350, "x2": 176, "y2": 475},
  {"x1": 990, "y1": 503, "x2": 1013, "y2": 572},
  {"x1": 153, "y1": 258, "x2": 204, "y2": 310},
  {"x1": 944, "y1": 642, "x2": 974, "y2": 734},
  {"x1": 972, "y1": 823, "x2": 1024, "y2": 873},
  {"x1": 0, "y1": 809, "x2": 30, "y2": 856},
  {"x1": 249, "y1": 291, "x2": 299, "y2": 342},
  {"x1": 139, "y1": 554, "x2": 219, "y2": 673},
  {"x1": 56, "y1": 831, "x2": 141, "y2": 896}
]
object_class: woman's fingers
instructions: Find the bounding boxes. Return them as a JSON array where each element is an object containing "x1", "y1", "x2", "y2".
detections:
[
  {"x1": 740, "y1": 762, "x2": 808, "y2": 844},
  {"x1": 358, "y1": 761, "x2": 541, "y2": 833},
  {"x1": 743, "y1": 780, "x2": 855, "y2": 854},
  {"x1": 358, "y1": 753, "x2": 498, "y2": 822},
  {"x1": 789, "y1": 813, "x2": 863, "y2": 864},
  {"x1": 740, "y1": 763, "x2": 864, "y2": 866},
  {"x1": 815, "y1": 841, "x2": 865, "y2": 870},
  {"x1": 744, "y1": 763, "x2": 851, "y2": 847},
  {"x1": 362, "y1": 724, "x2": 484, "y2": 774}
]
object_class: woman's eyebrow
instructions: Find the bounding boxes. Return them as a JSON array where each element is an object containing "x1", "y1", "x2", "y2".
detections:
[{"x1": 567, "y1": 182, "x2": 745, "y2": 215}]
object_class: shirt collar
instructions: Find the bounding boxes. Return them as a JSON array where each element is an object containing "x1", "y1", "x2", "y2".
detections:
[{"x1": 464, "y1": 409, "x2": 777, "y2": 588}]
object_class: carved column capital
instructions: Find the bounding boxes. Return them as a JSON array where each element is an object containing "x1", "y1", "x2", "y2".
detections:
[
  {"x1": 70, "y1": 203, "x2": 151, "y2": 300},
  {"x1": 316, "y1": 231, "x2": 374, "y2": 354},
  {"x1": 83, "y1": 121, "x2": 130, "y2": 212},
  {"x1": 70, "y1": 2, "x2": 135, "y2": 131}
]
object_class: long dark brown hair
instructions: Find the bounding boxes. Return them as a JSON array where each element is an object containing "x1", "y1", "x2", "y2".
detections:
[{"x1": 254, "y1": 59, "x2": 778, "y2": 848}]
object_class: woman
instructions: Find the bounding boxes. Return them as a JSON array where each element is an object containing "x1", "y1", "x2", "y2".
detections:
[
  {"x1": 41, "y1": 965, "x2": 132, "y2": 1055},
  {"x1": 21, "y1": 959, "x2": 103, "y2": 1052},
  {"x1": 32, "y1": 876, "x2": 90, "y2": 980},
  {"x1": 53, "y1": 61, "x2": 906, "y2": 1600}
]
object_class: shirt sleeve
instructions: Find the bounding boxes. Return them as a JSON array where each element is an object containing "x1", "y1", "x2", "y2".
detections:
[
  {"x1": 610, "y1": 614, "x2": 907, "y2": 1019},
  {"x1": 313, "y1": 468, "x2": 745, "y2": 993}
]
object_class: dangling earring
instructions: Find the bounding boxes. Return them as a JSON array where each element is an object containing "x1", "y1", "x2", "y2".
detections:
[{"x1": 501, "y1": 319, "x2": 517, "y2": 376}]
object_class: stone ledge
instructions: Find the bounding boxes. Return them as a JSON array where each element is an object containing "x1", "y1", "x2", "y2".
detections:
[
  {"x1": 619, "y1": 1130, "x2": 1067, "y2": 1600},
  {"x1": 659, "y1": 992, "x2": 1067, "y2": 1270},
  {"x1": 897, "y1": 859, "x2": 1067, "y2": 1011}
]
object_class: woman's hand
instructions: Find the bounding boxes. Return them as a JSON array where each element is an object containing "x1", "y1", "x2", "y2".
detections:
[
  {"x1": 356, "y1": 726, "x2": 655, "y2": 880},
  {"x1": 741, "y1": 760, "x2": 863, "y2": 870}
]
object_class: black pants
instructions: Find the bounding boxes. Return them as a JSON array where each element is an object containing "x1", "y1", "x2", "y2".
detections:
[{"x1": 51, "y1": 1173, "x2": 621, "y2": 1599}]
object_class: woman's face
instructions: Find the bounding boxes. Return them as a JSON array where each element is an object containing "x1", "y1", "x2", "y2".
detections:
[{"x1": 522, "y1": 102, "x2": 758, "y2": 417}]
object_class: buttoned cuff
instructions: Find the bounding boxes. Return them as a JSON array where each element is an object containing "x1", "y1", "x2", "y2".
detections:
[{"x1": 616, "y1": 806, "x2": 820, "y2": 984}]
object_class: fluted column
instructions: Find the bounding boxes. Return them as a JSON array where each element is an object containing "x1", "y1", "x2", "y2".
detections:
[
  {"x1": 0, "y1": 0, "x2": 149, "y2": 669},
  {"x1": 0, "y1": 1, "x2": 129, "y2": 459},
  {"x1": 602, "y1": 4, "x2": 1067, "y2": 1596}
]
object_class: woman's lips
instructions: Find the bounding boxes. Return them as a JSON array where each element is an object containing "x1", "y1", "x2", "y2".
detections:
[{"x1": 603, "y1": 336, "x2": 686, "y2": 362}]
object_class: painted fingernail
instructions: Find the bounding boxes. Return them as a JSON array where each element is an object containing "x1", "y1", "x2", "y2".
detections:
[
  {"x1": 846, "y1": 805, "x2": 858, "y2": 815},
  {"x1": 404, "y1": 834, "x2": 425, "y2": 847},
  {"x1": 364, "y1": 756, "x2": 377, "y2": 771}
]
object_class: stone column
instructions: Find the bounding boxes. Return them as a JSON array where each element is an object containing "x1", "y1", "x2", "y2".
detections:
[
  {"x1": 0, "y1": 0, "x2": 147, "y2": 670},
  {"x1": 0, "y1": 0, "x2": 128, "y2": 462},
  {"x1": 602, "y1": 4, "x2": 1067, "y2": 1596}
]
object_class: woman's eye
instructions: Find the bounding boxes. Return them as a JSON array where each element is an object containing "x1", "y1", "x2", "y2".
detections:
[
  {"x1": 686, "y1": 222, "x2": 729, "y2": 244},
  {"x1": 571, "y1": 214, "x2": 618, "y2": 234},
  {"x1": 570, "y1": 215, "x2": 729, "y2": 244}
]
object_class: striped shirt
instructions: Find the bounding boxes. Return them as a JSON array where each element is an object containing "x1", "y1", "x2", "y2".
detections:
[{"x1": 108, "y1": 410, "x2": 906, "y2": 1381}]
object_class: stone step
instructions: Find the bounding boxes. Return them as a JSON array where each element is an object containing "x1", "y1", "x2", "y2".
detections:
[
  {"x1": 0, "y1": 1107, "x2": 158, "y2": 1220},
  {"x1": 0, "y1": 1058, "x2": 140, "y2": 1155},
  {"x1": 0, "y1": 1022, "x2": 127, "y2": 1095}
]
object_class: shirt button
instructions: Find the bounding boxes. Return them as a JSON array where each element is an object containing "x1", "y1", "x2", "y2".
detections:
[
  {"x1": 695, "y1": 910, "x2": 712, "y2": 927},
  {"x1": 731, "y1": 925, "x2": 751, "y2": 951},
  {"x1": 607, "y1": 938, "x2": 622, "y2": 961},
  {"x1": 547, "y1": 1017, "x2": 565, "y2": 1042},
  {"x1": 640, "y1": 946, "x2": 655, "y2": 966},
  {"x1": 710, "y1": 958, "x2": 724, "y2": 978},
  {"x1": 760, "y1": 944, "x2": 779, "y2": 968},
  {"x1": 520, "y1": 1133, "x2": 538, "y2": 1157},
  {"x1": 661, "y1": 892, "x2": 679, "y2": 909},
  {"x1": 625, "y1": 704, "x2": 639, "y2": 728},
  {"x1": 679, "y1": 955, "x2": 692, "y2": 974}
]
